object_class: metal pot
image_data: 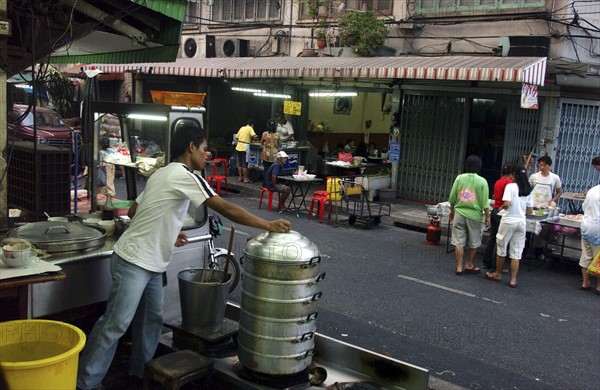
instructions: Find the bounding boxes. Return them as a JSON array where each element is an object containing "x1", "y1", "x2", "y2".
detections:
[
  {"x1": 240, "y1": 290, "x2": 322, "y2": 319},
  {"x1": 242, "y1": 231, "x2": 321, "y2": 280},
  {"x1": 115, "y1": 216, "x2": 131, "y2": 236},
  {"x1": 7, "y1": 221, "x2": 107, "y2": 253},
  {"x1": 239, "y1": 230, "x2": 322, "y2": 376},
  {"x1": 237, "y1": 341, "x2": 314, "y2": 376},
  {"x1": 238, "y1": 310, "x2": 318, "y2": 340},
  {"x1": 242, "y1": 255, "x2": 322, "y2": 281},
  {"x1": 238, "y1": 327, "x2": 315, "y2": 355},
  {"x1": 241, "y1": 272, "x2": 325, "y2": 300}
]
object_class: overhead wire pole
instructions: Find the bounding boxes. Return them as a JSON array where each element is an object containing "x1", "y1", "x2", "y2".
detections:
[{"x1": 30, "y1": 1, "x2": 39, "y2": 219}]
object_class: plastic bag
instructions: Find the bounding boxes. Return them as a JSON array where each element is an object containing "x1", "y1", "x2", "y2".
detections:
[
  {"x1": 338, "y1": 152, "x2": 353, "y2": 163},
  {"x1": 588, "y1": 249, "x2": 600, "y2": 277},
  {"x1": 97, "y1": 166, "x2": 107, "y2": 187}
]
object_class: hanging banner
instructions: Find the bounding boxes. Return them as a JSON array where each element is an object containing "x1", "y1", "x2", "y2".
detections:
[
  {"x1": 284, "y1": 101, "x2": 302, "y2": 116},
  {"x1": 520, "y1": 83, "x2": 539, "y2": 110}
]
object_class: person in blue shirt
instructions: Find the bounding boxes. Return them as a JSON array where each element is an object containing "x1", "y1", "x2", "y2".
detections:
[{"x1": 263, "y1": 151, "x2": 291, "y2": 210}]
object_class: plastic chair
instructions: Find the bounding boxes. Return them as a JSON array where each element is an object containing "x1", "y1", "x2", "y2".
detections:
[
  {"x1": 259, "y1": 187, "x2": 281, "y2": 211},
  {"x1": 308, "y1": 194, "x2": 333, "y2": 221},
  {"x1": 308, "y1": 177, "x2": 340, "y2": 221},
  {"x1": 208, "y1": 158, "x2": 228, "y2": 195}
]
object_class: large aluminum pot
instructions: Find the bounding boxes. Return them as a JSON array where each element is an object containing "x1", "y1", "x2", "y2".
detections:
[
  {"x1": 241, "y1": 290, "x2": 322, "y2": 319},
  {"x1": 238, "y1": 326, "x2": 315, "y2": 355},
  {"x1": 239, "y1": 230, "x2": 322, "y2": 376},
  {"x1": 7, "y1": 221, "x2": 107, "y2": 253},
  {"x1": 239, "y1": 310, "x2": 318, "y2": 343},
  {"x1": 237, "y1": 341, "x2": 314, "y2": 376},
  {"x1": 241, "y1": 272, "x2": 325, "y2": 300},
  {"x1": 242, "y1": 231, "x2": 321, "y2": 280}
]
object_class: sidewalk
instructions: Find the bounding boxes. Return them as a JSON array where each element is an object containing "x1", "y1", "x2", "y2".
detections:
[{"x1": 224, "y1": 176, "x2": 450, "y2": 234}]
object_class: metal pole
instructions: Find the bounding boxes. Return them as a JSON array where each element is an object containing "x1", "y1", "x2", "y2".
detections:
[{"x1": 73, "y1": 130, "x2": 79, "y2": 215}]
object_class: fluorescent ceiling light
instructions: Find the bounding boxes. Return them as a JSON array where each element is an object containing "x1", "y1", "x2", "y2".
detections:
[
  {"x1": 308, "y1": 91, "x2": 358, "y2": 97},
  {"x1": 232, "y1": 87, "x2": 266, "y2": 93},
  {"x1": 128, "y1": 113, "x2": 168, "y2": 121},
  {"x1": 254, "y1": 92, "x2": 291, "y2": 99},
  {"x1": 15, "y1": 83, "x2": 30, "y2": 89},
  {"x1": 171, "y1": 105, "x2": 204, "y2": 112}
]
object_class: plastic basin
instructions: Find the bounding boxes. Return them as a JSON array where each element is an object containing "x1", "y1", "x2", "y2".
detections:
[{"x1": 0, "y1": 320, "x2": 86, "y2": 389}]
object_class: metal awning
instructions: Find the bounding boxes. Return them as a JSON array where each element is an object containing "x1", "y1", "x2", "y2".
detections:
[{"x1": 83, "y1": 56, "x2": 547, "y2": 86}]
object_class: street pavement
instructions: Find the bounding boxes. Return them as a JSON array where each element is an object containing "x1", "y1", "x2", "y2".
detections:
[
  {"x1": 216, "y1": 193, "x2": 599, "y2": 390},
  {"x1": 112, "y1": 178, "x2": 599, "y2": 389}
]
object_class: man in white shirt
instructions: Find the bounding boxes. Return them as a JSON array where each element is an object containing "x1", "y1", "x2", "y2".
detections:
[
  {"x1": 528, "y1": 155, "x2": 562, "y2": 207},
  {"x1": 275, "y1": 112, "x2": 294, "y2": 142},
  {"x1": 528, "y1": 155, "x2": 562, "y2": 260},
  {"x1": 77, "y1": 126, "x2": 291, "y2": 390}
]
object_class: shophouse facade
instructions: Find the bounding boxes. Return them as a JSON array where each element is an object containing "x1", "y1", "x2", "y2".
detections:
[{"x1": 68, "y1": 0, "x2": 599, "y2": 204}]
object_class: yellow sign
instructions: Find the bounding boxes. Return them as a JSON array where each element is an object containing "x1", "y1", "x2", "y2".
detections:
[{"x1": 283, "y1": 101, "x2": 302, "y2": 116}]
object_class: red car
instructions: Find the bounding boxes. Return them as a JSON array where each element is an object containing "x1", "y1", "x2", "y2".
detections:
[{"x1": 7, "y1": 104, "x2": 72, "y2": 149}]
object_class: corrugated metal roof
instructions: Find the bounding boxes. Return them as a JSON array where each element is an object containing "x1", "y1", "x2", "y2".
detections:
[
  {"x1": 84, "y1": 56, "x2": 547, "y2": 86},
  {"x1": 132, "y1": 0, "x2": 186, "y2": 21},
  {"x1": 50, "y1": 0, "x2": 185, "y2": 65}
]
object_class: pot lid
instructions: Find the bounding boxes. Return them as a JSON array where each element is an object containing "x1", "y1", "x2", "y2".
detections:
[
  {"x1": 8, "y1": 221, "x2": 105, "y2": 244},
  {"x1": 243, "y1": 230, "x2": 319, "y2": 263}
]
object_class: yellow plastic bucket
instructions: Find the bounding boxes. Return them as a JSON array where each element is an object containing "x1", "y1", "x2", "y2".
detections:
[{"x1": 0, "y1": 320, "x2": 86, "y2": 390}]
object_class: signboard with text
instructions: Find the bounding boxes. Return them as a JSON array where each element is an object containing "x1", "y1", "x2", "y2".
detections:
[
  {"x1": 284, "y1": 101, "x2": 302, "y2": 116},
  {"x1": 388, "y1": 142, "x2": 400, "y2": 162}
]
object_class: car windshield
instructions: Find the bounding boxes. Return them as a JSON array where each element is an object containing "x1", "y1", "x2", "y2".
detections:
[{"x1": 22, "y1": 111, "x2": 65, "y2": 127}]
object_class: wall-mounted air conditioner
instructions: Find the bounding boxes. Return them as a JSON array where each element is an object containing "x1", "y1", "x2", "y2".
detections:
[
  {"x1": 179, "y1": 36, "x2": 200, "y2": 58},
  {"x1": 498, "y1": 36, "x2": 550, "y2": 57},
  {"x1": 215, "y1": 37, "x2": 250, "y2": 58}
]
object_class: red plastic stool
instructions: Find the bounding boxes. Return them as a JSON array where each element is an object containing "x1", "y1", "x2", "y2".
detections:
[
  {"x1": 259, "y1": 187, "x2": 281, "y2": 212},
  {"x1": 208, "y1": 158, "x2": 228, "y2": 195},
  {"x1": 308, "y1": 195, "x2": 332, "y2": 221}
]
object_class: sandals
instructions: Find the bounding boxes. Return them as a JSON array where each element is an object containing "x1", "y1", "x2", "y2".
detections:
[
  {"x1": 464, "y1": 266, "x2": 480, "y2": 274},
  {"x1": 509, "y1": 282, "x2": 517, "y2": 288},
  {"x1": 484, "y1": 272, "x2": 501, "y2": 282}
]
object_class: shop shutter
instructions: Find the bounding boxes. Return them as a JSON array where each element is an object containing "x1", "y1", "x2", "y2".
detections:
[
  {"x1": 397, "y1": 93, "x2": 467, "y2": 202},
  {"x1": 554, "y1": 99, "x2": 600, "y2": 209}
]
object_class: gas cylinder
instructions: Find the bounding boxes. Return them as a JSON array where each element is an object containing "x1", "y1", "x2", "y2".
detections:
[{"x1": 426, "y1": 217, "x2": 441, "y2": 244}]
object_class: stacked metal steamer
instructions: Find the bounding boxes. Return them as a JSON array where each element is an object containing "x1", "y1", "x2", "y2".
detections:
[{"x1": 238, "y1": 230, "x2": 324, "y2": 376}]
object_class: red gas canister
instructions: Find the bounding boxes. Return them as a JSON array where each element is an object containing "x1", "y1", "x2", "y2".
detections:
[{"x1": 426, "y1": 217, "x2": 441, "y2": 244}]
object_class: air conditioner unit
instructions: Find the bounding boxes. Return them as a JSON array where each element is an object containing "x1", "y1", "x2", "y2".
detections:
[
  {"x1": 215, "y1": 37, "x2": 250, "y2": 58},
  {"x1": 498, "y1": 36, "x2": 550, "y2": 57},
  {"x1": 178, "y1": 36, "x2": 200, "y2": 58}
]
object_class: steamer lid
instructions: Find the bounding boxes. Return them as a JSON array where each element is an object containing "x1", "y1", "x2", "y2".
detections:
[{"x1": 243, "y1": 230, "x2": 319, "y2": 263}]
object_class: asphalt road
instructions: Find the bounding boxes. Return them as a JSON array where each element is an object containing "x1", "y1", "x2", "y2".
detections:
[{"x1": 213, "y1": 194, "x2": 600, "y2": 390}]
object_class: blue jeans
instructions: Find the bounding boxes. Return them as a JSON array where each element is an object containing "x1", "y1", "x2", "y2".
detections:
[{"x1": 77, "y1": 253, "x2": 164, "y2": 389}]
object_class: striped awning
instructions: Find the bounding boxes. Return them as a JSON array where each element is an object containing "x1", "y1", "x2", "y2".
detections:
[{"x1": 84, "y1": 56, "x2": 547, "y2": 86}]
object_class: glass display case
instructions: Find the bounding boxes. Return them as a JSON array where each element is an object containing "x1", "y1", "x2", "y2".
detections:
[{"x1": 88, "y1": 102, "x2": 207, "y2": 225}]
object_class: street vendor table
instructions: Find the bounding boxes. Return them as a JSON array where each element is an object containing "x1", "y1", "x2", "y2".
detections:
[
  {"x1": 540, "y1": 218, "x2": 582, "y2": 264},
  {"x1": 561, "y1": 192, "x2": 585, "y2": 214},
  {"x1": 277, "y1": 176, "x2": 323, "y2": 217},
  {"x1": 326, "y1": 161, "x2": 364, "y2": 177}
]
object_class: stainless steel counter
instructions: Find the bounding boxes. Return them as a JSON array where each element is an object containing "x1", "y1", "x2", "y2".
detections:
[
  {"x1": 29, "y1": 227, "x2": 213, "y2": 320},
  {"x1": 159, "y1": 302, "x2": 429, "y2": 390}
]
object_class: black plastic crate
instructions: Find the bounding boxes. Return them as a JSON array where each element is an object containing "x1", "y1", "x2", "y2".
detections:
[{"x1": 8, "y1": 141, "x2": 72, "y2": 220}]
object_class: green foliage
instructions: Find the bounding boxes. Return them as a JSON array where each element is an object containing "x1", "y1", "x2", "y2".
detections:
[
  {"x1": 338, "y1": 11, "x2": 387, "y2": 56},
  {"x1": 314, "y1": 20, "x2": 329, "y2": 39},
  {"x1": 374, "y1": 166, "x2": 392, "y2": 176},
  {"x1": 43, "y1": 67, "x2": 73, "y2": 118}
]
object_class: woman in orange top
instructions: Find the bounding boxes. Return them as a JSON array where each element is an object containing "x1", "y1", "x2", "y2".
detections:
[{"x1": 260, "y1": 119, "x2": 280, "y2": 173}]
